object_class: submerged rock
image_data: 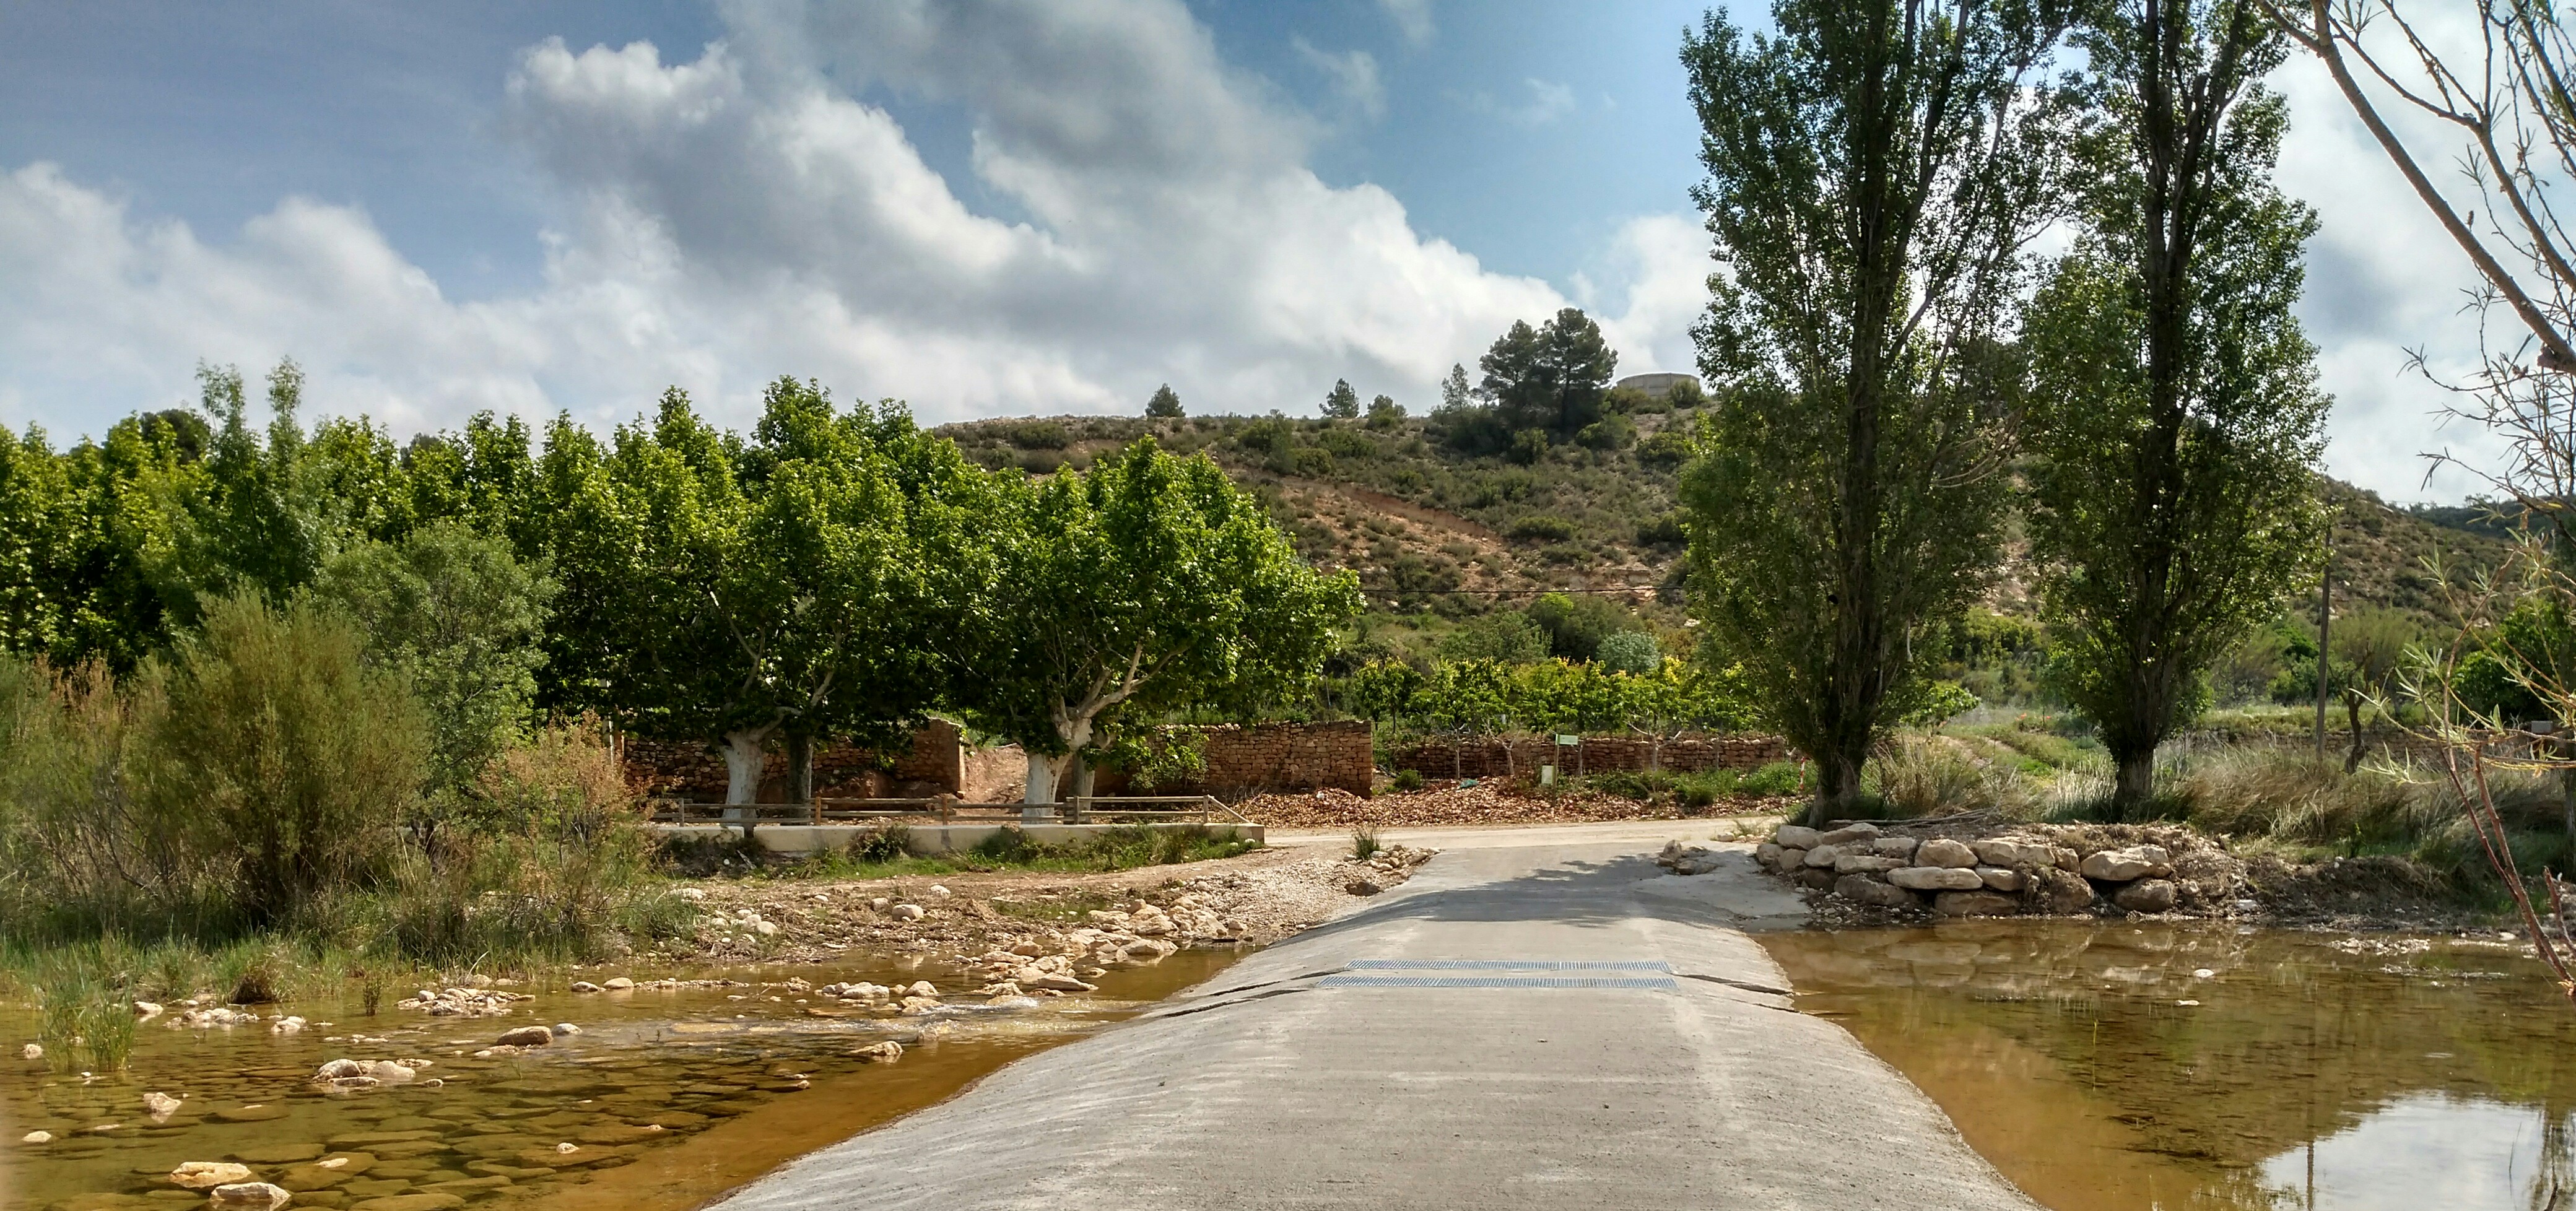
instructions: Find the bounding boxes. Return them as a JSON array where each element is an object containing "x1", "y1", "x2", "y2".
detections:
[
  {"x1": 852, "y1": 1041, "x2": 903, "y2": 1063},
  {"x1": 207, "y1": 1182, "x2": 290, "y2": 1209},
  {"x1": 493, "y1": 1025, "x2": 554, "y2": 1048},
  {"x1": 169, "y1": 1161, "x2": 255, "y2": 1189},
  {"x1": 142, "y1": 1092, "x2": 182, "y2": 1120}
]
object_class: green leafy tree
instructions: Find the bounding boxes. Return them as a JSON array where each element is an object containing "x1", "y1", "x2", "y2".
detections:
[
  {"x1": 542, "y1": 382, "x2": 986, "y2": 809},
  {"x1": 311, "y1": 521, "x2": 557, "y2": 807},
  {"x1": 1437, "y1": 610, "x2": 1551, "y2": 664},
  {"x1": 1146, "y1": 384, "x2": 1185, "y2": 419},
  {"x1": 1321, "y1": 379, "x2": 1360, "y2": 420},
  {"x1": 1479, "y1": 309, "x2": 1619, "y2": 435},
  {"x1": 953, "y1": 438, "x2": 1360, "y2": 804},
  {"x1": 1365, "y1": 394, "x2": 1404, "y2": 430},
  {"x1": 1596, "y1": 630, "x2": 1663, "y2": 675},
  {"x1": 1679, "y1": 0, "x2": 2066, "y2": 822},
  {"x1": 2022, "y1": 0, "x2": 2328, "y2": 812}
]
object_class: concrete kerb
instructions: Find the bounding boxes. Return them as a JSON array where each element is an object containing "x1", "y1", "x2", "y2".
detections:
[{"x1": 650, "y1": 821, "x2": 1264, "y2": 856}]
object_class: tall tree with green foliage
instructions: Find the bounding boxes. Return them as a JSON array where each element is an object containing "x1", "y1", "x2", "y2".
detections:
[
  {"x1": 2022, "y1": 0, "x2": 2328, "y2": 811},
  {"x1": 1479, "y1": 309, "x2": 1619, "y2": 435},
  {"x1": 1679, "y1": 0, "x2": 2068, "y2": 822},
  {"x1": 1145, "y1": 384, "x2": 1185, "y2": 419},
  {"x1": 954, "y1": 438, "x2": 1360, "y2": 805},
  {"x1": 541, "y1": 381, "x2": 990, "y2": 809},
  {"x1": 1321, "y1": 379, "x2": 1360, "y2": 420}
]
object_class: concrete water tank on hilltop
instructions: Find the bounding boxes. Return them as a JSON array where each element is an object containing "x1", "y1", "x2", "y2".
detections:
[{"x1": 1616, "y1": 372, "x2": 1702, "y2": 399}]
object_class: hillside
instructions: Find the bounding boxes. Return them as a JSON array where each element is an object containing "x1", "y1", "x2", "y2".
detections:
[{"x1": 935, "y1": 408, "x2": 2515, "y2": 640}]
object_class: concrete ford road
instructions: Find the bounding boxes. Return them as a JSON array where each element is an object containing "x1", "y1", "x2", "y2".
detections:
[{"x1": 713, "y1": 835, "x2": 2042, "y2": 1210}]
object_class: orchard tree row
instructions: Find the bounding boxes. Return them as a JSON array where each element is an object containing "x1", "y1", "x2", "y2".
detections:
[{"x1": 0, "y1": 370, "x2": 1360, "y2": 807}]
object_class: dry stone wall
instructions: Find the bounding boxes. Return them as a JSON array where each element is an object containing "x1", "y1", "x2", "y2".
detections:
[{"x1": 1387, "y1": 734, "x2": 1791, "y2": 781}]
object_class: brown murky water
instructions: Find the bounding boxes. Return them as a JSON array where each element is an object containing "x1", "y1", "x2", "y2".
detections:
[
  {"x1": 0, "y1": 950, "x2": 1238, "y2": 1211},
  {"x1": 1762, "y1": 921, "x2": 2576, "y2": 1211}
]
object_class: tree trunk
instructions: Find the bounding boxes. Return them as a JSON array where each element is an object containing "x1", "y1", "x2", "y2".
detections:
[
  {"x1": 2344, "y1": 691, "x2": 2365, "y2": 775},
  {"x1": 1022, "y1": 750, "x2": 1058, "y2": 805},
  {"x1": 1809, "y1": 746, "x2": 1866, "y2": 828},
  {"x1": 721, "y1": 724, "x2": 779, "y2": 828},
  {"x1": 785, "y1": 731, "x2": 815, "y2": 803},
  {"x1": 2113, "y1": 745, "x2": 2156, "y2": 819},
  {"x1": 1066, "y1": 755, "x2": 1095, "y2": 822}
]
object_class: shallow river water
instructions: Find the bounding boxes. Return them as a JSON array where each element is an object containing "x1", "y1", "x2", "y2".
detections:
[
  {"x1": 0, "y1": 950, "x2": 1238, "y2": 1211},
  {"x1": 1761, "y1": 921, "x2": 2576, "y2": 1211}
]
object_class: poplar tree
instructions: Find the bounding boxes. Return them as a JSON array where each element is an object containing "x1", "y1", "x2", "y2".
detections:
[
  {"x1": 2022, "y1": 0, "x2": 2327, "y2": 813},
  {"x1": 1679, "y1": 0, "x2": 2068, "y2": 822}
]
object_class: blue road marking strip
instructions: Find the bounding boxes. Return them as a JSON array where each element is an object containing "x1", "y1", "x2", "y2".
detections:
[
  {"x1": 1316, "y1": 975, "x2": 1679, "y2": 991},
  {"x1": 1345, "y1": 959, "x2": 1671, "y2": 971}
]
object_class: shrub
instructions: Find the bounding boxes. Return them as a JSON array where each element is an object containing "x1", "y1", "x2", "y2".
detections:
[
  {"x1": 1596, "y1": 632, "x2": 1662, "y2": 674},
  {"x1": 1738, "y1": 761, "x2": 1807, "y2": 797},
  {"x1": 1388, "y1": 768, "x2": 1425, "y2": 792},
  {"x1": 1637, "y1": 430, "x2": 1694, "y2": 467},
  {"x1": 1351, "y1": 825, "x2": 1383, "y2": 860},
  {"x1": 1508, "y1": 514, "x2": 1579, "y2": 543},
  {"x1": 1001, "y1": 419, "x2": 1071, "y2": 449},
  {"x1": 1507, "y1": 428, "x2": 1551, "y2": 465},
  {"x1": 143, "y1": 593, "x2": 430, "y2": 927}
]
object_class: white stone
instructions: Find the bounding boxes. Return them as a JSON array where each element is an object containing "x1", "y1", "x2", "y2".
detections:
[
  {"x1": 603, "y1": 977, "x2": 635, "y2": 991},
  {"x1": 20, "y1": 1131, "x2": 50, "y2": 1144},
  {"x1": 1915, "y1": 838, "x2": 1978, "y2": 869},
  {"x1": 929, "y1": 885, "x2": 954, "y2": 898},
  {"x1": 674, "y1": 887, "x2": 707, "y2": 901},
  {"x1": 1871, "y1": 836, "x2": 1920, "y2": 860},
  {"x1": 1754, "y1": 842, "x2": 1786, "y2": 870},
  {"x1": 1773, "y1": 825, "x2": 1825, "y2": 849},
  {"x1": 1976, "y1": 866, "x2": 2024, "y2": 892},
  {"x1": 553, "y1": 1023, "x2": 580, "y2": 1036},
  {"x1": 1775, "y1": 848, "x2": 1808, "y2": 872},
  {"x1": 17, "y1": 1043, "x2": 38, "y2": 1061},
  {"x1": 1888, "y1": 866, "x2": 1986, "y2": 891},
  {"x1": 907, "y1": 981, "x2": 937, "y2": 999},
  {"x1": 170, "y1": 1161, "x2": 255, "y2": 1189},
  {"x1": 892, "y1": 904, "x2": 926, "y2": 921},
  {"x1": 207, "y1": 1181, "x2": 290, "y2": 1208},
  {"x1": 1834, "y1": 854, "x2": 1904, "y2": 874},
  {"x1": 1814, "y1": 822, "x2": 1882, "y2": 847},
  {"x1": 570, "y1": 981, "x2": 603, "y2": 994},
  {"x1": 132, "y1": 1000, "x2": 163, "y2": 1019},
  {"x1": 142, "y1": 1092, "x2": 182, "y2": 1119},
  {"x1": 1802, "y1": 844, "x2": 1844, "y2": 868},
  {"x1": 494, "y1": 1025, "x2": 554, "y2": 1048},
  {"x1": 2081, "y1": 848, "x2": 2162, "y2": 882}
]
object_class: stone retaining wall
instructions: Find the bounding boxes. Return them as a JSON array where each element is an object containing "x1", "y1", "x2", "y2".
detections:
[
  {"x1": 1386, "y1": 734, "x2": 1793, "y2": 780},
  {"x1": 625, "y1": 719, "x2": 964, "y2": 801}
]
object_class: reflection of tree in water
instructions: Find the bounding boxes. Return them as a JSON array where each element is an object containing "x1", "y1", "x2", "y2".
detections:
[
  {"x1": 2531, "y1": 1105, "x2": 2574, "y2": 1211},
  {"x1": 1762, "y1": 922, "x2": 2576, "y2": 1210}
]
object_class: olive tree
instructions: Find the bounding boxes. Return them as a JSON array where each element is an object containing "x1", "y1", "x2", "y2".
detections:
[
  {"x1": 2024, "y1": 0, "x2": 2329, "y2": 813},
  {"x1": 955, "y1": 438, "x2": 1360, "y2": 805},
  {"x1": 1679, "y1": 0, "x2": 2069, "y2": 821}
]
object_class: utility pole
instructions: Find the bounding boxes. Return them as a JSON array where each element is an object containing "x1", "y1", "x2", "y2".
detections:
[{"x1": 2315, "y1": 516, "x2": 2333, "y2": 760}]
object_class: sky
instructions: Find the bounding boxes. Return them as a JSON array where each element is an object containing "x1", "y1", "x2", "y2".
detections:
[{"x1": 0, "y1": 0, "x2": 2518, "y2": 502}]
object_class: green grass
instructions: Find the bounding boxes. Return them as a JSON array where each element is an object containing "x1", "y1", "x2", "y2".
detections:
[{"x1": 701, "y1": 825, "x2": 1263, "y2": 883}]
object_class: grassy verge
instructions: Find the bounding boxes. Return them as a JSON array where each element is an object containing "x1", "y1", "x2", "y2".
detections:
[{"x1": 661, "y1": 823, "x2": 1263, "y2": 883}]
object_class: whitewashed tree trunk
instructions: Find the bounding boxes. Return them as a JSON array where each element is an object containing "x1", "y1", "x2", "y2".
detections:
[
  {"x1": 1022, "y1": 750, "x2": 1058, "y2": 806},
  {"x1": 723, "y1": 724, "x2": 780, "y2": 826}
]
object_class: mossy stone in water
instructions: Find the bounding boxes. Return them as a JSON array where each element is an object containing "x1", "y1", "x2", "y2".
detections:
[
  {"x1": 214, "y1": 1106, "x2": 289, "y2": 1123},
  {"x1": 234, "y1": 1143, "x2": 326, "y2": 1164}
]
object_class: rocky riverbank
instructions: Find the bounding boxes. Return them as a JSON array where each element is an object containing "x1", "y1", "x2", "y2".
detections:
[
  {"x1": 1673, "y1": 816, "x2": 2495, "y2": 931},
  {"x1": 641, "y1": 843, "x2": 1438, "y2": 971}
]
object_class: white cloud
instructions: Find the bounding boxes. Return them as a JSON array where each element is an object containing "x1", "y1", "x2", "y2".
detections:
[
  {"x1": 1378, "y1": 0, "x2": 1435, "y2": 46},
  {"x1": 1463, "y1": 77, "x2": 1578, "y2": 128},
  {"x1": 1292, "y1": 36, "x2": 1385, "y2": 119},
  {"x1": 2, "y1": 0, "x2": 1708, "y2": 441}
]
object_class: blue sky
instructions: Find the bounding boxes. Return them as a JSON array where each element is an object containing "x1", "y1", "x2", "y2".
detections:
[{"x1": 0, "y1": 1, "x2": 2512, "y2": 500}]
